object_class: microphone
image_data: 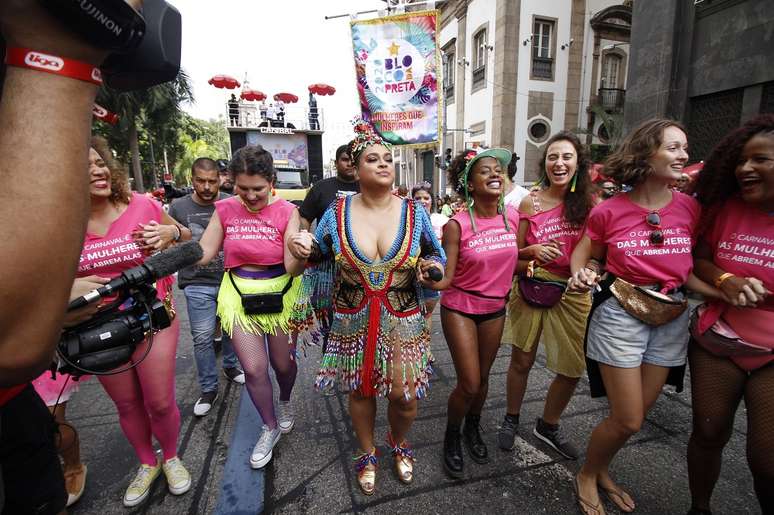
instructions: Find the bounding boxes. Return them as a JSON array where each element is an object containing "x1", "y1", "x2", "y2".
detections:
[
  {"x1": 427, "y1": 267, "x2": 443, "y2": 282},
  {"x1": 68, "y1": 241, "x2": 203, "y2": 311}
]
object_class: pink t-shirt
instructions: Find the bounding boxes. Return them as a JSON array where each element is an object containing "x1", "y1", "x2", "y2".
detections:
[
  {"x1": 78, "y1": 193, "x2": 172, "y2": 298},
  {"x1": 216, "y1": 196, "x2": 295, "y2": 269},
  {"x1": 697, "y1": 197, "x2": 774, "y2": 371},
  {"x1": 441, "y1": 206, "x2": 520, "y2": 314},
  {"x1": 585, "y1": 192, "x2": 700, "y2": 292},
  {"x1": 523, "y1": 199, "x2": 583, "y2": 278}
]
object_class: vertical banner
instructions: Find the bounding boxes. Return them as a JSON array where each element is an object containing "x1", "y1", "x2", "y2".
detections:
[{"x1": 351, "y1": 10, "x2": 440, "y2": 146}]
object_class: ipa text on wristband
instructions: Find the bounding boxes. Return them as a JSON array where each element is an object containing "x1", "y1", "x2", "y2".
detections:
[{"x1": 4, "y1": 47, "x2": 103, "y2": 86}]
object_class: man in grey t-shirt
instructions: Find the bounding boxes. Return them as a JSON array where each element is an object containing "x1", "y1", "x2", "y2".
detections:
[{"x1": 168, "y1": 158, "x2": 244, "y2": 417}]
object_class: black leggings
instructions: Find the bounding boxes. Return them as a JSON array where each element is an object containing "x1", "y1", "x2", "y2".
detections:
[{"x1": 687, "y1": 341, "x2": 774, "y2": 513}]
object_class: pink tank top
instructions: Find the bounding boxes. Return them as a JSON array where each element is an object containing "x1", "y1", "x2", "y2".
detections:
[
  {"x1": 77, "y1": 193, "x2": 172, "y2": 298},
  {"x1": 585, "y1": 192, "x2": 701, "y2": 292},
  {"x1": 216, "y1": 196, "x2": 295, "y2": 269},
  {"x1": 523, "y1": 194, "x2": 583, "y2": 278},
  {"x1": 441, "y1": 206, "x2": 520, "y2": 314},
  {"x1": 697, "y1": 197, "x2": 774, "y2": 371}
]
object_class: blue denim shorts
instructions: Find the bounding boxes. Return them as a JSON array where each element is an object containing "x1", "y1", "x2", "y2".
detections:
[
  {"x1": 423, "y1": 287, "x2": 440, "y2": 300},
  {"x1": 586, "y1": 294, "x2": 691, "y2": 368}
]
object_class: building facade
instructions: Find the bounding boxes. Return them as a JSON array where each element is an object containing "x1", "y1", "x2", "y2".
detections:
[
  {"x1": 399, "y1": 0, "x2": 632, "y2": 192},
  {"x1": 624, "y1": 0, "x2": 774, "y2": 162}
]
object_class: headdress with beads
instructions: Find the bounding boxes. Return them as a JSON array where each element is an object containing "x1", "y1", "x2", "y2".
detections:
[
  {"x1": 349, "y1": 118, "x2": 392, "y2": 162},
  {"x1": 457, "y1": 147, "x2": 513, "y2": 233}
]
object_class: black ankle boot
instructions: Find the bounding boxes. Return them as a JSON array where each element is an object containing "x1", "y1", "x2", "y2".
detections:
[
  {"x1": 443, "y1": 424, "x2": 464, "y2": 479},
  {"x1": 463, "y1": 414, "x2": 489, "y2": 464}
]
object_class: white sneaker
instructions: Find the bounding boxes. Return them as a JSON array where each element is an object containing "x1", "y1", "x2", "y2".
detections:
[
  {"x1": 193, "y1": 391, "x2": 218, "y2": 417},
  {"x1": 250, "y1": 425, "x2": 281, "y2": 469},
  {"x1": 277, "y1": 401, "x2": 295, "y2": 434},
  {"x1": 123, "y1": 461, "x2": 161, "y2": 507},
  {"x1": 161, "y1": 456, "x2": 191, "y2": 495}
]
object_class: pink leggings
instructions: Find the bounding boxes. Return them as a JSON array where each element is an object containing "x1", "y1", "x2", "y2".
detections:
[{"x1": 98, "y1": 317, "x2": 181, "y2": 466}]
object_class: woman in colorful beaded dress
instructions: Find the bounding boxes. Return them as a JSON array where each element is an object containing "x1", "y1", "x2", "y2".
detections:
[{"x1": 287, "y1": 121, "x2": 446, "y2": 496}]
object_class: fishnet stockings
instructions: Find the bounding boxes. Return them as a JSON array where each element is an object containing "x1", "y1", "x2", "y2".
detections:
[
  {"x1": 230, "y1": 325, "x2": 297, "y2": 429},
  {"x1": 687, "y1": 343, "x2": 774, "y2": 513}
]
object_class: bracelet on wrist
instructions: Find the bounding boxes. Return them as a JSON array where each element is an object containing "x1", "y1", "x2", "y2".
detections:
[
  {"x1": 4, "y1": 47, "x2": 103, "y2": 85},
  {"x1": 714, "y1": 272, "x2": 735, "y2": 289}
]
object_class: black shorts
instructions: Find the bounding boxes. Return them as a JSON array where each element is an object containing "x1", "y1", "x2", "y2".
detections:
[
  {"x1": 0, "y1": 385, "x2": 67, "y2": 515},
  {"x1": 441, "y1": 306, "x2": 506, "y2": 325}
]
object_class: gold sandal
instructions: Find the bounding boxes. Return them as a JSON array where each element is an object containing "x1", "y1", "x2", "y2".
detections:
[
  {"x1": 353, "y1": 448, "x2": 377, "y2": 496},
  {"x1": 387, "y1": 432, "x2": 415, "y2": 485}
]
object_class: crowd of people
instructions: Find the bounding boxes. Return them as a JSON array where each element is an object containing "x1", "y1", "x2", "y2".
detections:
[{"x1": 30, "y1": 114, "x2": 768, "y2": 515}]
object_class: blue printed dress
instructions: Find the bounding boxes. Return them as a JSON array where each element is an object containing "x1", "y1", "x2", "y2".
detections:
[{"x1": 291, "y1": 195, "x2": 445, "y2": 399}]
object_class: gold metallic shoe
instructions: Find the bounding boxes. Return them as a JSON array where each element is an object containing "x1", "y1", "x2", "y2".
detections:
[
  {"x1": 353, "y1": 448, "x2": 377, "y2": 496},
  {"x1": 387, "y1": 432, "x2": 415, "y2": 485}
]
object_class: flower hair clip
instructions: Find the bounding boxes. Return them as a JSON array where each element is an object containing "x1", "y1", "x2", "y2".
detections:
[{"x1": 349, "y1": 117, "x2": 392, "y2": 157}]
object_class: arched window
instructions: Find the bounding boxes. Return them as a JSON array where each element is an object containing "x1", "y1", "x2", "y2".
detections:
[{"x1": 601, "y1": 53, "x2": 622, "y2": 89}]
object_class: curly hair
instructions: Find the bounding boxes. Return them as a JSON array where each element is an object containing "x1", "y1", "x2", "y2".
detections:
[
  {"x1": 603, "y1": 118, "x2": 686, "y2": 187},
  {"x1": 694, "y1": 113, "x2": 774, "y2": 233},
  {"x1": 411, "y1": 181, "x2": 432, "y2": 198},
  {"x1": 536, "y1": 131, "x2": 594, "y2": 226},
  {"x1": 447, "y1": 149, "x2": 477, "y2": 195},
  {"x1": 91, "y1": 136, "x2": 131, "y2": 205},
  {"x1": 229, "y1": 144, "x2": 275, "y2": 183}
]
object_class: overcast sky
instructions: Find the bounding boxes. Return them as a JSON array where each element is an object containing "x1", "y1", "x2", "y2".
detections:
[{"x1": 176, "y1": 0, "x2": 387, "y2": 162}]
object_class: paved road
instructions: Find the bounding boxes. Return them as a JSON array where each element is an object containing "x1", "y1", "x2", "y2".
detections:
[{"x1": 68, "y1": 290, "x2": 761, "y2": 514}]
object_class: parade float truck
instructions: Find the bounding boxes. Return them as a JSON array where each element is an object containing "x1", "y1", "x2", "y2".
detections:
[{"x1": 227, "y1": 121, "x2": 324, "y2": 206}]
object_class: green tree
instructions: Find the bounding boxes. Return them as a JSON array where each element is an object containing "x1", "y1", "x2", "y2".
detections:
[
  {"x1": 95, "y1": 70, "x2": 194, "y2": 192},
  {"x1": 171, "y1": 114, "x2": 230, "y2": 185}
]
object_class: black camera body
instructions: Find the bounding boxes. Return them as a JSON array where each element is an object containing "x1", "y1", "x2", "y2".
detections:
[{"x1": 58, "y1": 282, "x2": 171, "y2": 376}]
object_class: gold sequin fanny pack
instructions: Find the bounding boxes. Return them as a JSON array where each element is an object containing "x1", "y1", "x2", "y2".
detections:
[
  {"x1": 609, "y1": 277, "x2": 687, "y2": 326},
  {"x1": 163, "y1": 288, "x2": 176, "y2": 322}
]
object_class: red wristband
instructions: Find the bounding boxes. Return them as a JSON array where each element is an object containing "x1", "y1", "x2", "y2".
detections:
[{"x1": 5, "y1": 47, "x2": 102, "y2": 85}]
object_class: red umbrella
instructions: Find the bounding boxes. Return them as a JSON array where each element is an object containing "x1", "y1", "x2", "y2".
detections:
[
  {"x1": 684, "y1": 161, "x2": 703, "y2": 179},
  {"x1": 273, "y1": 92, "x2": 299, "y2": 103},
  {"x1": 241, "y1": 89, "x2": 266, "y2": 101},
  {"x1": 308, "y1": 83, "x2": 336, "y2": 96},
  {"x1": 208, "y1": 75, "x2": 241, "y2": 89}
]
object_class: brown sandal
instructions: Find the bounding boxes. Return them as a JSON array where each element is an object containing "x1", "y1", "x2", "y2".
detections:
[
  {"x1": 353, "y1": 448, "x2": 377, "y2": 496},
  {"x1": 573, "y1": 475, "x2": 605, "y2": 515},
  {"x1": 601, "y1": 485, "x2": 635, "y2": 513}
]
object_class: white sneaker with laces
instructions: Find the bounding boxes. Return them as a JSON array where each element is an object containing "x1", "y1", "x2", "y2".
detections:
[
  {"x1": 162, "y1": 456, "x2": 191, "y2": 495},
  {"x1": 277, "y1": 401, "x2": 295, "y2": 434},
  {"x1": 250, "y1": 425, "x2": 281, "y2": 469}
]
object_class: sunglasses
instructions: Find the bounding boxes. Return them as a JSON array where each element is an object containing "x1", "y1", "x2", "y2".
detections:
[{"x1": 646, "y1": 211, "x2": 664, "y2": 245}]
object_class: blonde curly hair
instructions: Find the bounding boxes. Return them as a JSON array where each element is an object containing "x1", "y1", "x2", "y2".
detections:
[{"x1": 91, "y1": 136, "x2": 131, "y2": 205}]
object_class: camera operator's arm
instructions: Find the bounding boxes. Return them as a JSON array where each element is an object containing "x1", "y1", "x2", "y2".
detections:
[
  {"x1": 63, "y1": 276, "x2": 111, "y2": 328},
  {"x1": 197, "y1": 211, "x2": 225, "y2": 266},
  {"x1": 0, "y1": 1, "x2": 142, "y2": 386}
]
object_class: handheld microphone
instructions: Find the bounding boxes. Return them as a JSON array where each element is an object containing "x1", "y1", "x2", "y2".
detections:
[
  {"x1": 427, "y1": 267, "x2": 443, "y2": 282},
  {"x1": 68, "y1": 240, "x2": 202, "y2": 311}
]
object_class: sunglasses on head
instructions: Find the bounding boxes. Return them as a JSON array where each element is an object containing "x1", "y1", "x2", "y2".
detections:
[{"x1": 646, "y1": 211, "x2": 664, "y2": 245}]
